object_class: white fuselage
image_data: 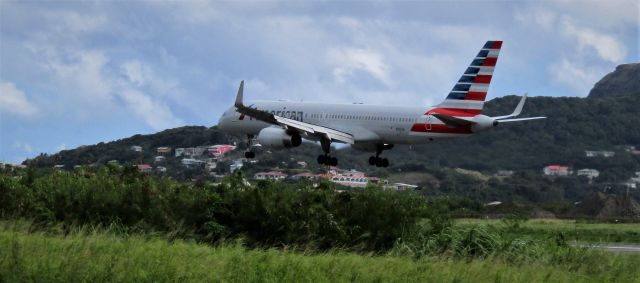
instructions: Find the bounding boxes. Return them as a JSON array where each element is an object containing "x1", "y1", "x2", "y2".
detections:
[{"x1": 217, "y1": 101, "x2": 473, "y2": 146}]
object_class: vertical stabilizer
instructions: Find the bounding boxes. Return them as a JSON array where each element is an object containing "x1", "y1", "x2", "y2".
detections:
[{"x1": 434, "y1": 40, "x2": 502, "y2": 115}]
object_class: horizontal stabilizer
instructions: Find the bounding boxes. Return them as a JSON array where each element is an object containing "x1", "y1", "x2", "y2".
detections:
[
  {"x1": 432, "y1": 113, "x2": 475, "y2": 127},
  {"x1": 497, "y1": 117, "x2": 546, "y2": 123}
]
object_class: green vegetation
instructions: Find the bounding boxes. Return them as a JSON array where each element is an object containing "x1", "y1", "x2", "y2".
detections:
[
  {"x1": 456, "y1": 218, "x2": 640, "y2": 243},
  {"x1": 0, "y1": 167, "x2": 427, "y2": 250},
  {"x1": 2, "y1": 168, "x2": 640, "y2": 282},
  {"x1": 2, "y1": 222, "x2": 639, "y2": 283}
]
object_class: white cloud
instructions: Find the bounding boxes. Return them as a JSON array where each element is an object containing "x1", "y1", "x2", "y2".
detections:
[
  {"x1": 46, "y1": 10, "x2": 108, "y2": 34},
  {"x1": 549, "y1": 59, "x2": 603, "y2": 96},
  {"x1": 328, "y1": 48, "x2": 392, "y2": 86},
  {"x1": 561, "y1": 18, "x2": 627, "y2": 63},
  {"x1": 118, "y1": 89, "x2": 183, "y2": 130},
  {"x1": 121, "y1": 60, "x2": 151, "y2": 87},
  {"x1": 514, "y1": 8, "x2": 557, "y2": 30},
  {"x1": 13, "y1": 141, "x2": 33, "y2": 153},
  {"x1": 43, "y1": 50, "x2": 113, "y2": 102},
  {"x1": 0, "y1": 82, "x2": 38, "y2": 117}
]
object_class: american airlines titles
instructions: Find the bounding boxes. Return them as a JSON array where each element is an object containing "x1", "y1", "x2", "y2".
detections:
[{"x1": 268, "y1": 109, "x2": 304, "y2": 122}]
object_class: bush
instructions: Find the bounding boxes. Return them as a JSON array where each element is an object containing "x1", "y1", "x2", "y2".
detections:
[{"x1": 0, "y1": 168, "x2": 428, "y2": 251}]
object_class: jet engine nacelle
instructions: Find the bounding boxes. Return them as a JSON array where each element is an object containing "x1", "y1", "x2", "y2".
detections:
[
  {"x1": 471, "y1": 115, "x2": 498, "y2": 132},
  {"x1": 257, "y1": 127, "x2": 302, "y2": 149}
]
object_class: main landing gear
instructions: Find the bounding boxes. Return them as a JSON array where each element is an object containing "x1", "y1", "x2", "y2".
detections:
[
  {"x1": 368, "y1": 144, "x2": 392, "y2": 167},
  {"x1": 244, "y1": 134, "x2": 256, "y2": 159},
  {"x1": 317, "y1": 137, "x2": 338, "y2": 166}
]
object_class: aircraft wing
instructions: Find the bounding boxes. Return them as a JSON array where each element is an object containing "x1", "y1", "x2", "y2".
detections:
[{"x1": 233, "y1": 81, "x2": 355, "y2": 144}]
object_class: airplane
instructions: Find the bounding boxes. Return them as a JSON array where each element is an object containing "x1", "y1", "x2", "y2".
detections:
[{"x1": 217, "y1": 40, "x2": 545, "y2": 167}]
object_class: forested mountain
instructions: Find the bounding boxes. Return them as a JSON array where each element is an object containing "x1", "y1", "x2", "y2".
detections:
[
  {"x1": 28, "y1": 126, "x2": 236, "y2": 168},
  {"x1": 588, "y1": 63, "x2": 640, "y2": 98},
  {"x1": 27, "y1": 64, "x2": 640, "y2": 181}
]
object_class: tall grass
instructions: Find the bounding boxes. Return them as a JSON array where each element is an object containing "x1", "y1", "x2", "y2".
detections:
[
  {"x1": 456, "y1": 218, "x2": 640, "y2": 243},
  {"x1": 0, "y1": 168, "x2": 428, "y2": 251},
  {"x1": 2, "y1": 223, "x2": 638, "y2": 283}
]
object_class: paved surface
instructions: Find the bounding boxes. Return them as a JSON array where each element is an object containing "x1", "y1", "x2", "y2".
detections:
[{"x1": 576, "y1": 243, "x2": 640, "y2": 253}]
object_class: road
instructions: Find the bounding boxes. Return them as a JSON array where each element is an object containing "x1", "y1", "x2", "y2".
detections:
[{"x1": 575, "y1": 243, "x2": 640, "y2": 253}]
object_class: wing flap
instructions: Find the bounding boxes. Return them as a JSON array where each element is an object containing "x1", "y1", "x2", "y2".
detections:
[
  {"x1": 233, "y1": 81, "x2": 354, "y2": 144},
  {"x1": 274, "y1": 116, "x2": 354, "y2": 144}
]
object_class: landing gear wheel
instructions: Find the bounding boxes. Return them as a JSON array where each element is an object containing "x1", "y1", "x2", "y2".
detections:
[
  {"x1": 245, "y1": 151, "x2": 255, "y2": 159},
  {"x1": 381, "y1": 158, "x2": 389, "y2": 168},
  {"x1": 317, "y1": 154, "x2": 326, "y2": 165},
  {"x1": 369, "y1": 156, "x2": 376, "y2": 165},
  {"x1": 330, "y1": 157, "x2": 338, "y2": 166}
]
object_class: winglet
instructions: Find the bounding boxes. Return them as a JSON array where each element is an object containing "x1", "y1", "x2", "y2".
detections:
[
  {"x1": 235, "y1": 80, "x2": 244, "y2": 108},
  {"x1": 493, "y1": 93, "x2": 527, "y2": 120},
  {"x1": 511, "y1": 93, "x2": 527, "y2": 118}
]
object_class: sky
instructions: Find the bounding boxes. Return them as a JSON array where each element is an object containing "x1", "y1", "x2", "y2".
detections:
[{"x1": 0, "y1": 0, "x2": 638, "y2": 164}]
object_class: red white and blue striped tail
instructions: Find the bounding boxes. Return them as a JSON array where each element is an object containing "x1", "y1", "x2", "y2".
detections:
[{"x1": 434, "y1": 40, "x2": 502, "y2": 116}]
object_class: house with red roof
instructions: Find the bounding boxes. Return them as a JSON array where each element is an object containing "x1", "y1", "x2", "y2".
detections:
[
  {"x1": 137, "y1": 164, "x2": 153, "y2": 173},
  {"x1": 543, "y1": 165, "x2": 571, "y2": 176}
]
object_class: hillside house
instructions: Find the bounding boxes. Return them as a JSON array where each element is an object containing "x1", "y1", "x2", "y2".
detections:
[
  {"x1": 175, "y1": 147, "x2": 206, "y2": 157},
  {"x1": 495, "y1": 170, "x2": 514, "y2": 177},
  {"x1": 543, "y1": 165, "x2": 571, "y2": 176},
  {"x1": 154, "y1": 156, "x2": 166, "y2": 163},
  {"x1": 625, "y1": 172, "x2": 640, "y2": 189},
  {"x1": 205, "y1": 162, "x2": 217, "y2": 171},
  {"x1": 585, "y1": 150, "x2": 615, "y2": 158},
  {"x1": 254, "y1": 171, "x2": 287, "y2": 180},
  {"x1": 131, "y1": 146, "x2": 142, "y2": 152},
  {"x1": 577, "y1": 169, "x2": 600, "y2": 179},
  {"x1": 207, "y1": 145, "x2": 236, "y2": 157},
  {"x1": 230, "y1": 159, "x2": 244, "y2": 173},
  {"x1": 136, "y1": 164, "x2": 152, "y2": 173},
  {"x1": 156, "y1": 147, "x2": 171, "y2": 155},
  {"x1": 156, "y1": 166, "x2": 167, "y2": 173},
  {"x1": 181, "y1": 158, "x2": 204, "y2": 167},
  {"x1": 388, "y1": 183, "x2": 418, "y2": 191},
  {"x1": 290, "y1": 172, "x2": 318, "y2": 181}
]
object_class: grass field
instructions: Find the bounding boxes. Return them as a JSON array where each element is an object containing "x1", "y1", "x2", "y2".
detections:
[
  {"x1": 2, "y1": 222, "x2": 640, "y2": 283},
  {"x1": 455, "y1": 218, "x2": 640, "y2": 243}
]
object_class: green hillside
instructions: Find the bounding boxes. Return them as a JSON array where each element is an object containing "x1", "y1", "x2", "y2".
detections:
[{"x1": 26, "y1": 65, "x2": 640, "y2": 181}]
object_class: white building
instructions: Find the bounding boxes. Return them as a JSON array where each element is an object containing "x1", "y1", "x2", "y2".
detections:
[
  {"x1": 175, "y1": 147, "x2": 207, "y2": 157},
  {"x1": 154, "y1": 156, "x2": 166, "y2": 163},
  {"x1": 254, "y1": 171, "x2": 288, "y2": 180},
  {"x1": 181, "y1": 158, "x2": 204, "y2": 167},
  {"x1": 585, "y1": 151, "x2": 615, "y2": 158},
  {"x1": 131, "y1": 145, "x2": 142, "y2": 152},
  {"x1": 230, "y1": 159, "x2": 244, "y2": 173},
  {"x1": 205, "y1": 162, "x2": 217, "y2": 171},
  {"x1": 576, "y1": 169, "x2": 600, "y2": 179},
  {"x1": 156, "y1": 147, "x2": 171, "y2": 155}
]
